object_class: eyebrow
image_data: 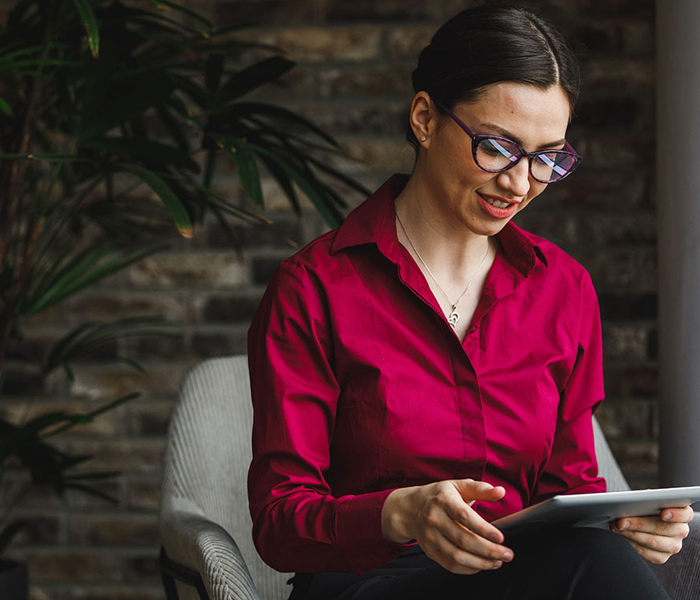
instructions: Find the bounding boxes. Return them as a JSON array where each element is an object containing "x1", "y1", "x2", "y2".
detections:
[{"x1": 479, "y1": 122, "x2": 566, "y2": 150}]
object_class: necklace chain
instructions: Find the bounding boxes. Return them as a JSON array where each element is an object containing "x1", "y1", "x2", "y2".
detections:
[{"x1": 395, "y1": 210, "x2": 490, "y2": 329}]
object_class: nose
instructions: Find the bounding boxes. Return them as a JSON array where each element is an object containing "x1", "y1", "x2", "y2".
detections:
[{"x1": 496, "y1": 158, "x2": 531, "y2": 198}]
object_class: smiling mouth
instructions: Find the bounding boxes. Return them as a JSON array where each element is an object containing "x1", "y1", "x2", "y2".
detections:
[{"x1": 482, "y1": 195, "x2": 513, "y2": 209}]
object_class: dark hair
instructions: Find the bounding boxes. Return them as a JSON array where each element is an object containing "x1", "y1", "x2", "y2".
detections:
[{"x1": 408, "y1": 5, "x2": 580, "y2": 151}]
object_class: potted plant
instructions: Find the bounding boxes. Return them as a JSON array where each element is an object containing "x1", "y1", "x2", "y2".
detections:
[{"x1": 0, "y1": 0, "x2": 365, "y2": 595}]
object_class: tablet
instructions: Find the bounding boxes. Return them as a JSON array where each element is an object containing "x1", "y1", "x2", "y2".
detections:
[{"x1": 492, "y1": 486, "x2": 700, "y2": 536}]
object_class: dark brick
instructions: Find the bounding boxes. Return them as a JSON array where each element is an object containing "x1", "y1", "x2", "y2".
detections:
[
  {"x1": 604, "y1": 366, "x2": 657, "y2": 398},
  {"x1": 647, "y1": 328, "x2": 658, "y2": 361},
  {"x1": 252, "y1": 255, "x2": 285, "y2": 285},
  {"x1": 201, "y1": 294, "x2": 263, "y2": 323},
  {"x1": 9, "y1": 514, "x2": 62, "y2": 546},
  {"x1": 1, "y1": 368, "x2": 55, "y2": 397},
  {"x1": 126, "y1": 477, "x2": 162, "y2": 512},
  {"x1": 13, "y1": 550, "x2": 125, "y2": 584},
  {"x1": 125, "y1": 332, "x2": 187, "y2": 362},
  {"x1": 540, "y1": 169, "x2": 652, "y2": 210},
  {"x1": 578, "y1": 0, "x2": 654, "y2": 19},
  {"x1": 584, "y1": 136, "x2": 655, "y2": 169},
  {"x1": 576, "y1": 213, "x2": 656, "y2": 247},
  {"x1": 575, "y1": 96, "x2": 638, "y2": 129},
  {"x1": 325, "y1": 0, "x2": 444, "y2": 22},
  {"x1": 581, "y1": 58, "x2": 654, "y2": 86},
  {"x1": 240, "y1": 26, "x2": 382, "y2": 62},
  {"x1": 599, "y1": 293, "x2": 657, "y2": 320},
  {"x1": 210, "y1": 218, "x2": 303, "y2": 250},
  {"x1": 71, "y1": 585, "x2": 165, "y2": 600},
  {"x1": 128, "y1": 401, "x2": 175, "y2": 437},
  {"x1": 191, "y1": 330, "x2": 249, "y2": 357},
  {"x1": 212, "y1": 1, "x2": 319, "y2": 27},
  {"x1": 512, "y1": 211, "x2": 579, "y2": 248},
  {"x1": 602, "y1": 324, "x2": 649, "y2": 361},
  {"x1": 596, "y1": 400, "x2": 654, "y2": 439},
  {"x1": 125, "y1": 554, "x2": 160, "y2": 584},
  {"x1": 295, "y1": 103, "x2": 395, "y2": 136},
  {"x1": 69, "y1": 514, "x2": 159, "y2": 547},
  {"x1": 573, "y1": 19, "x2": 654, "y2": 56},
  {"x1": 317, "y1": 63, "x2": 414, "y2": 98},
  {"x1": 608, "y1": 440, "x2": 659, "y2": 479},
  {"x1": 578, "y1": 248, "x2": 656, "y2": 291},
  {"x1": 66, "y1": 292, "x2": 188, "y2": 323}
]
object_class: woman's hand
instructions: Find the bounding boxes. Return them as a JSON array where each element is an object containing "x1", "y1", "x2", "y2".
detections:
[
  {"x1": 381, "y1": 478, "x2": 513, "y2": 574},
  {"x1": 611, "y1": 506, "x2": 694, "y2": 564}
]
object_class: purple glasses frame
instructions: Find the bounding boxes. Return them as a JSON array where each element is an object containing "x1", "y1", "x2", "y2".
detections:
[{"x1": 435, "y1": 101, "x2": 582, "y2": 184}]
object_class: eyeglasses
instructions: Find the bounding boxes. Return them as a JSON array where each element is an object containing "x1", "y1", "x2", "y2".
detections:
[{"x1": 435, "y1": 101, "x2": 581, "y2": 184}]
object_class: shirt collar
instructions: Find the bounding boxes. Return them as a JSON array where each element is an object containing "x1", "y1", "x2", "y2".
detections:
[{"x1": 330, "y1": 173, "x2": 548, "y2": 276}]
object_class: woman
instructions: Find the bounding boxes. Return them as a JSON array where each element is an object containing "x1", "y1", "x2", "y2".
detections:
[{"x1": 247, "y1": 6, "x2": 692, "y2": 599}]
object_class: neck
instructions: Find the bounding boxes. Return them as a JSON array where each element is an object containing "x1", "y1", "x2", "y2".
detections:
[{"x1": 394, "y1": 174, "x2": 492, "y2": 277}]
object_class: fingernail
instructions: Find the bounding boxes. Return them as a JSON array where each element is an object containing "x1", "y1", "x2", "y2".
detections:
[
  {"x1": 502, "y1": 551, "x2": 513, "y2": 561},
  {"x1": 620, "y1": 520, "x2": 631, "y2": 530},
  {"x1": 662, "y1": 512, "x2": 673, "y2": 521}
]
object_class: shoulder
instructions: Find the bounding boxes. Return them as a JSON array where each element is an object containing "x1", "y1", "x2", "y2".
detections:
[
  {"x1": 275, "y1": 228, "x2": 341, "y2": 283},
  {"x1": 521, "y1": 226, "x2": 594, "y2": 290}
]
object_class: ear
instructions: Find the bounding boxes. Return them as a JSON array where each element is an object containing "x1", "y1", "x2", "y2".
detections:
[{"x1": 409, "y1": 91, "x2": 437, "y2": 148}]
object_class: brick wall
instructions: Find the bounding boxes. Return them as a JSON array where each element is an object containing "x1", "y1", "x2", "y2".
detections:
[{"x1": 1, "y1": 0, "x2": 657, "y2": 598}]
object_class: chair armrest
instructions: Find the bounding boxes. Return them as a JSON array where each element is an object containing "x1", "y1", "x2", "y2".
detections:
[
  {"x1": 160, "y1": 497, "x2": 259, "y2": 600},
  {"x1": 650, "y1": 511, "x2": 700, "y2": 600}
]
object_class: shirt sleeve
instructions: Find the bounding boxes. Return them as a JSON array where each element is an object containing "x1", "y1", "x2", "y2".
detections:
[
  {"x1": 530, "y1": 271, "x2": 608, "y2": 505},
  {"x1": 247, "y1": 260, "x2": 410, "y2": 575}
]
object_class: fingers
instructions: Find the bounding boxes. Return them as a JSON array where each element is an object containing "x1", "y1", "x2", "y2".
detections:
[
  {"x1": 660, "y1": 506, "x2": 695, "y2": 524},
  {"x1": 421, "y1": 480, "x2": 512, "y2": 569},
  {"x1": 612, "y1": 510, "x2": 691, "y2": 565},
  {"x1": 614, "y1": 514, "x2": 691, "y2": 537},
  {"x1": 450, "y1": 479, "x2": 506, "y2": 544},
  {"x1": 620, "y1": 535, "x2": 683, "y2": 565}
]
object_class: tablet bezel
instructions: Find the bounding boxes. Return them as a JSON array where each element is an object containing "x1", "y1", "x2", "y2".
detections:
[{"x1": 492, "y1": 486, "x2": 700, "y2": 536}]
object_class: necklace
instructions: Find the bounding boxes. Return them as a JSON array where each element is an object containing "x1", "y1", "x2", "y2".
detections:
[{"x1": 395, "y1": 210, "x2": 490, "y2": 329}]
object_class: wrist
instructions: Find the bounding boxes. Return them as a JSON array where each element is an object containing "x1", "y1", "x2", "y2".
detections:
[{"x1": 381, "y1": 487, "x2": 414, "y2": 544}]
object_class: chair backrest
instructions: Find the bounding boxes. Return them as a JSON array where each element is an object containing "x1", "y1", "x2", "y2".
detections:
[
  {"x1": 162, "y1": 356, "x2": 290, "y2": 600},
  {"x1": 162, "y1": 355, "x2": 630, "y2": 599},
  {"x1": 592, "y1": 416, "x2": 631, "y2": 492}
]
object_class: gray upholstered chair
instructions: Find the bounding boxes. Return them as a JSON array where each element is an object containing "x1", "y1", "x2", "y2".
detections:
[{"x1": 159, "y1": 356, "x2": 700, "y2": 600}]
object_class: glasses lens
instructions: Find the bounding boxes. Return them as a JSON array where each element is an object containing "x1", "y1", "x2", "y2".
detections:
[
  {"x1": 475, "y1": 137, "x2": 521, "y2": 171},
  {"x1": 531, "y1": 151, "x2": 579, "y2": 183}
]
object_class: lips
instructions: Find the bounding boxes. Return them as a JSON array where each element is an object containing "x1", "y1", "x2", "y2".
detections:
[{"x1": 478, "y1": 193, "x2": 519, "y2": 219}]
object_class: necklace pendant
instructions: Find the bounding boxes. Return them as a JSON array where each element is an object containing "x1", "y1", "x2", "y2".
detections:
[{"x1": 447, "y1": 306, "x2": 460, "y2": 328}]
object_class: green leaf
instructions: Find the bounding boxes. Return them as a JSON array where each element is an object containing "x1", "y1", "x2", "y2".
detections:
[
  {"x1": 219, "y1": 56, "x2": 296, "y2": 103},
  {"x1": 219, "y1": 136, "x2": 264, "y2": 207},
  {"x1": 71, "y1": 0, "x2": 101, "y2": 58},
  {"x1": 24, "y1": 243, "x2": 160, "y2": 317},
  {"x1": 205, "y1": 53, "x2": 225, "y2": 103},
  {"x1": 0, "y1": 521, "x2": 29, "y2": 556},
  {"x1": 0, "y1": 58, "x2": 78, "y2": 73},
  {"x1": 120, "y1": 165, "x2": 193, "y2": 237},
  {"x1": 248, "y1": 143, "x2": 344, "y2": 228},
  {"x1": 212, "y1": 101, "x2": 340, "y2": 148},
  {"x1": 140, "y1": 0, "x2": 214, "y2": 27},
  {"x1": 258, "y1": 153, "x2": 301, "y2": 216},
  {"x1": 82, "y1": 138, "x2": 200, "y2": 172},
  {"x1": 79, "y1": 71, "x2": 176, "y2": 140},
  {"x1": 0, "y1": 97, "x2": 12, "y2": 115}
]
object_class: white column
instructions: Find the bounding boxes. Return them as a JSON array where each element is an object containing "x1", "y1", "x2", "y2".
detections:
[{"x1": 657, "y1": 0, "x2": 700, "y2": 486}]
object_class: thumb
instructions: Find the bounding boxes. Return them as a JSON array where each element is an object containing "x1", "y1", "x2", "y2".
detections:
[{"x1": 453, "y1": 479, "x2": 506, "y2": 505}]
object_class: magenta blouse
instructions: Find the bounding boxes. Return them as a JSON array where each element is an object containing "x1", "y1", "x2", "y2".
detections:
[{"x1": 247, "y1": 174, "x2": 606, "y2": 575}]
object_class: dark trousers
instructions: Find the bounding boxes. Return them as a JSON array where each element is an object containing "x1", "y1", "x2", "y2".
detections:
[{"x1": 289, "y1": 528, "x2": 671, "y2": 600}]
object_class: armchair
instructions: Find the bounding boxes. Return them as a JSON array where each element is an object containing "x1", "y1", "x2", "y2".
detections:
[{"x1": 159, "y1": 356, "x2": 699, "y2": 600}]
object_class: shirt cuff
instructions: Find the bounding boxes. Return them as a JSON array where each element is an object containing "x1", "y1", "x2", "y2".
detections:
[{"x1": 335, "y1": 488, "x2": 416, "y2": 574}]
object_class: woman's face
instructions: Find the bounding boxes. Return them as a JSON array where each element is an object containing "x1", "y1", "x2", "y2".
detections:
[{"x1": 414, "y1": 82, "x2": 572, "y2": 238}]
